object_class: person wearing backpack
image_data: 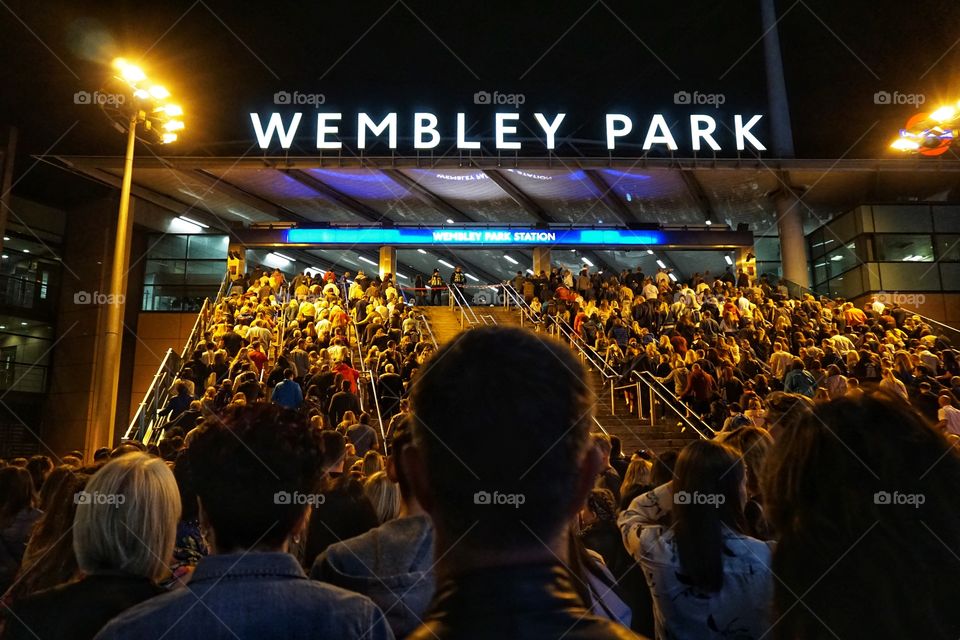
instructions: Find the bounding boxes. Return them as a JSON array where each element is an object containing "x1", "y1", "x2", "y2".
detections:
[{"x1": 783, "y1": 359, "x2": 817, "y2": 398}]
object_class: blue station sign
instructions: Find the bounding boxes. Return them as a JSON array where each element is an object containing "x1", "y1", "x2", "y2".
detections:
[{"x1": 284, "y1": 227, "x2": 667, "y2": 247}]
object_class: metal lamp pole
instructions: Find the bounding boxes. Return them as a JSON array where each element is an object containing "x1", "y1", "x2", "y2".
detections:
[{"x1": 89, "y1": 110, "x2": 138, "y2": 457}]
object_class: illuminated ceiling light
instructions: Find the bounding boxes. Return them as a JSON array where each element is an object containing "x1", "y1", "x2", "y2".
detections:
[
  {"x1": 656, "y1": 259, "x2": 667, "y2": 268},
  {"x1": 20, "y1": 322, "x2": 27, "y2": 326},
  {"x1": 831, "y1": 255, "x2": 844, "y2": 261},
  {"x1": 161, "y1": 132, "x2": 178, "y2": 144},
  {"x1": 149, "y1": 85, "x2": 170, "y2": 99},
  {"x1": 267, "y1": 252, "x2": 290, "y2": 264},
  {"x1": 625, "y1": 193, "x2": 633, "y2": 202},
  {"x1": 358, "y1": 256, "x2": 378, "y2": 266},
  {"x1": 597, "y1": 219, "x2": 604, "y2": 224},
  {"x1": 465, "y1": 273, "x2": 479, "y2": 282},
  {"x1": 163, "y1": 120, "x2": 185, "y2": 132},
  {"x1": 159, "y1": 104, "x2": 183, "y2": 117},
  {"x1": 0, "y1": 326, "x2": 5, "y2": 329},
  {"x1": 417, "y1": 249, "x2": 427, "y2": 254},
  {"x1": 438, "y1": 259, "x2": 455, "y2": 269},
  {"x1": 930, "y1": 106, "x2": 957, "y2": 122},
  {"x1": 647, "y1": 249, "x2": 654, "y2": 255},
  {"x1": 2, "y1": 236, "x2": 8, "y2": 241},
  {"x1": 1, "y1": 255, "x2": 7, "y2": 259},
  {"x1": 668, "y1": 272, "x2": 678, "y2": 282},
  {"x1": 526, "y1": 268, "x2": 534, "y2": 274},
  {"x1": 582, "y1": 257, "x2": 594, "y2": 267},
  {"x1": 890, "y1": 137, "x2": 920, "y2": 151},
  {"x1": 503, "y1": 255, "x2": 518, "y2": 264},
  {"x1": 724, "y1": 255, "x2": 733, "y2": 265},
  {"x1": 178, "y1": 215, "x2": 208, "y2": 228},
  {"x1": 705, "y1": 219, "x2": 712, "y2": 226},
  {"x1": 396, "y1": 273, "x2": 409, "y2": 280},
  {"x1": 272, "y1": 252, "x2": 295, "y2": 261},
  {"x1": 22, "y1": 249, "x2": 29, "y2": 253}
]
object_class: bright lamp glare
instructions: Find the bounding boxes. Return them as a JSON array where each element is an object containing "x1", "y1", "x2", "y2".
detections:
[
  {"x1": 163, "y1": 120, "x2": 185, "y2": 131},
  {"x1": 503, "y1": 255, "x2": 518, "y2": 264},
  {"x1": 724, "y1": 255, "x2": 733, "y2": 265},
  {"x1": 133, "y1": 89, "x2": 150, "y2": 100},
  {"x1": 161, "y1": 132, "x2": 178, "y2": 144},
  {"x1": 149, "y1": 85, "x2": 170, "y2": 99},
  {"x1": 161, "y1": 104, "x2": 184, "y2": 117},
  {"x1": 113, "y1": 58, "x2": 146, "y2": 83},
  {"x1": 930, "y1": 106, "x2": 956, "y2": 122},
  {"x1": 890, "y1": 138, "x2": 920, "y2": 151}
]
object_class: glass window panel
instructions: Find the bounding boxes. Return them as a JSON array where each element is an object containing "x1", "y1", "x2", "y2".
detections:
[
  {"x1": 187, "y1": 235, "x2": 229, "y2": 259},
  {"x1": 822, "y1": 239, "x2": 862, "y2": 277},
  {"x1": 827, "y1": 211, "x2": 857, "y2": 243},
  {"x1": 878, "y1": 262, "x2": 941, "y2": 291},
  {"x1": 872, "y1": 205, "x2": 932, "y2": 233},
  {"x1": 185, "y1": 260, "x2": 226, "y2": 284},
  {"x1": 147, "y1": 234, "x2": 188, "y2": 259},
  {"x1": 827, "y1": 268, "x2": 863, "y2": 299},
  {"x1": 874, "y1": 235, "x2": 934, "y2": 262},
  {"x1": 932, "y1": 206, "x2": 960, "y2": 232},
  {"x1": 141, "y1": 285, "x2": 212, "y2": 312},
  {"x1": 144, "y1": 260, "x2": 186, "y2": 285},
  {"x1": 936, "y1": 235, "x2": 960, "y2": 262}
]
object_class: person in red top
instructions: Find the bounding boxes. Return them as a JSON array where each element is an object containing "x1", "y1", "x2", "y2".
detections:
[
  {"x1": 333, "y1": 358, "x2": 361, "y2": 394},
  {"x1": 681, "y1": 362, "x2": 717, "y2": 416},
  {"x1": 247, "y1": 341, "x2": 268, "y2": 373}
]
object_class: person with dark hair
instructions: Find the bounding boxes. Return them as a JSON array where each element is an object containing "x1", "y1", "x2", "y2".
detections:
[
  {"x1": 302, "y1": 431, "x2": 379, "y2": 565},
  {"x1": 346, "y1": 413, "x2": 378, "y2": 458},
  {"x1": 271, "y1": 368, "x2": 304, "y2": 410},
  {"x1": 312, "y1": 416, "x2": 435, "y2": 638},
  {"x1": 405, "y1": 327, "x2": 639, "y2": 639},
  {"x1": 0, "y1": 467, "x2": 41, "y2": 592},
  {"x1": 24, "y1": 456, "x2": 53, "y2": 495},
  {"x1": 96, "y1": 405, "x2": 391, "y2": 640},
  {"x1": 328, "y1": 379, "x2": 361, "y2": 428},
  {"x1": 166, "y1": 450, "x2": 208, "y2": 588},
  {"x1": 3, "y1": 468, "x2": 88, "y2": 604},
  {"x1": 620, "y1": 440, "x2": 773, "y2": 638},
  {"x1": 160, "y1": 382, "x2": 194, "y2": 422},
  {"x1": 762, "y1": 393, "x2": 960, "y2": 639}
]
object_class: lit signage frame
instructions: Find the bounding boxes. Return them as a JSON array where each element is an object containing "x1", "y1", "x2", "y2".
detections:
[{"x1": 284, "y1": 227, "x2": 667, "y2": 246}]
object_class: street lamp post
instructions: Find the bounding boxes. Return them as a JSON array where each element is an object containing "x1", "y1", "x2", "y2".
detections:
[{"x1": 88, "y1": 59, "x2": 185, "y2": 457}]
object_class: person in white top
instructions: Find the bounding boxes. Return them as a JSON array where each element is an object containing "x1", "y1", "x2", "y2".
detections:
[
  {"x1": 619, "y1": 440, "x2": 774, "y2": 640},
  {"x1": 938, "y1": 395, "x2": 960, "y2": 437},
  {"x1": 642, "y1": 280, "x2": 659, "y2": 301}
]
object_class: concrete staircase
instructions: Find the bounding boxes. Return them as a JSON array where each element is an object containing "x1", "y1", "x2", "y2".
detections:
[
  {"x1": 418, "y1": 303, "x2": 699, "y2": 455},
  {"x1": 587, "y1": 374, "x2": 699, "y2": 455},
  {"x1": 417, "y1": 306, "x2": 467, "y2": 346}
]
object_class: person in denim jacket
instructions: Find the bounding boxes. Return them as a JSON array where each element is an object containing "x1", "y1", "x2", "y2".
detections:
[{"x1": 96, "y1": 404, "x2": 393, "y2": 640}]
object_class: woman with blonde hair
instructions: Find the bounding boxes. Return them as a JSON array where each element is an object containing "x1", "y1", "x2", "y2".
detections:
[
  {"x1": 363, "y1": 471, "x2": 400, "y2": 524},
  {"x1": 3, "y1": 453, "x2": 180, "y2": 639},
  {"x1": 337, "y1": 410, "x2": 358, "y2": 433}
]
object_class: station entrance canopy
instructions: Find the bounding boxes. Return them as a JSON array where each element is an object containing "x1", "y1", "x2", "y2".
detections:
[{"x1": 41, "y1": 153, "x2": 960, "y2": 281}]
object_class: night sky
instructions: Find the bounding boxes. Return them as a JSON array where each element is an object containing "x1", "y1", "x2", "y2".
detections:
[{"x1": 2, "y1": 0, "x2": 960, "y2": 206}]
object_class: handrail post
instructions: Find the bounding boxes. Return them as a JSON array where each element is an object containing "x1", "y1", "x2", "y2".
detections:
[
  {"x1": 649, "y1": 385, "x2": 656, "y2": 427},
  {"x1": 609, "y1": 379, "x2": 614, "y2": 415}
]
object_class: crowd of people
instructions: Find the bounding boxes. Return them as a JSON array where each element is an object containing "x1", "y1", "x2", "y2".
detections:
[{"x1": 0, "y1": 260, "x2": 958, "y2": 639}]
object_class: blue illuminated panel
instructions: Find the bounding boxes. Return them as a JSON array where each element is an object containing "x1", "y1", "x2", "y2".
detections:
[{"x1": 284, "y1": 228, "x2": 666, "y2": 246}]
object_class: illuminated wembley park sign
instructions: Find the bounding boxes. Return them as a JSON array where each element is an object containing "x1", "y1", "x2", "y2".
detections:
[
  {"x1": 284, "y1": 227, "x2": 667, "y2": 246},
  {"x1": 250, "y1": 111, "x2": 766, "y2": 152}
]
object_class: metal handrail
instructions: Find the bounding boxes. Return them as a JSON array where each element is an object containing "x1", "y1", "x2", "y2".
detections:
[
  {"x1": 448, "y1": 284, "x2": 481, "y2": 328},
  {"x1": 416, "y1": 310, "x2": 439, "y2": 350},
  {"x1": 634, "y1": 370, "x2": 712, "y2": 439},
  {"x1": 347, "y1": 304, "x2": 386, "y2": 443}
]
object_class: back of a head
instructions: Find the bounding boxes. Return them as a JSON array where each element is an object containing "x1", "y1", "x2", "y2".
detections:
[
  {"x1": 189, "y1": 404, "x2": 325, "y2": 552},
  {"x1": 762, "y1": 393, "x2": 960, "y2": 638},
  {"x1": 410, "y1": 327, "x2": 594, "y2": 551},
  {"x1": 672, "y1": 440, "x2": 745, "y2": 592},
  {"x1": 0, "y1": 466, "x2": 34, "y2": 523},
  {"x1": 74, "y1": 452, "x2": 180, "y2": 582}
]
